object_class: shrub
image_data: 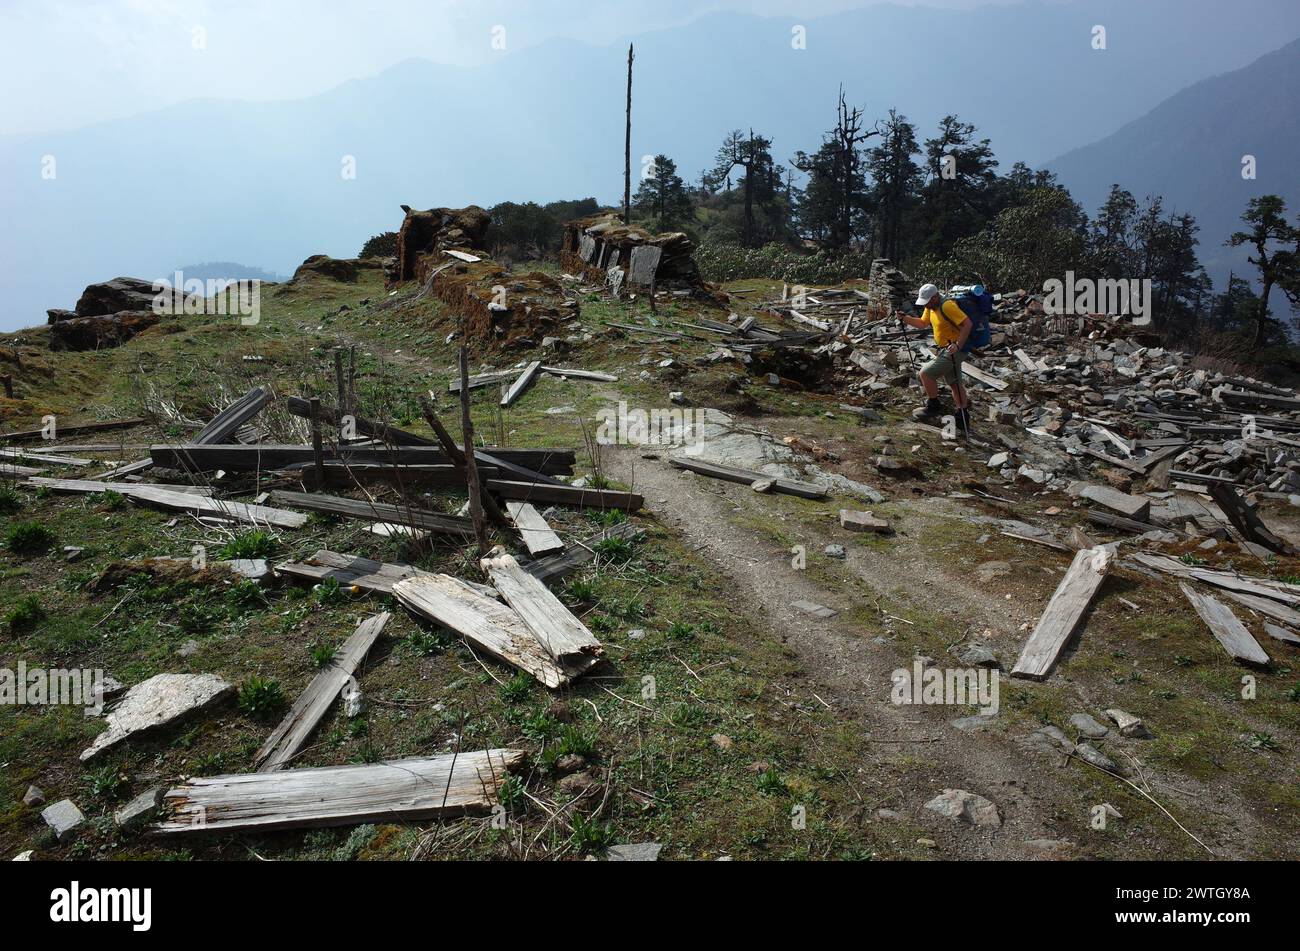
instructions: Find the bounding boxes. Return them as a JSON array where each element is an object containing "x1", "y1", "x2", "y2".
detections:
[
  {"x1": 6, "y1": 594, "x2": 43, "y2": 631},
  {"x1": 310, "y1": 640, "x2": 338, "y2": 669},
  {"x1": 695, "y1": 241, "x2": 876, "y2": 285},
  {"x1": 358, "y1": 231, "x2": 398, "y2": 259},
  {"x1": 498, "y1": 672, "x2": 533, "y2": 705},
  {"x1": 0, "y1": 486, "x2": 22, "y2": 514},
  {"x1": 5, "y1": 521, "x2": 54, "y2": 554}
]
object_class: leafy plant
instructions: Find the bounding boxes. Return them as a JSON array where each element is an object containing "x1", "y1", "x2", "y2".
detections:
[
  {"x1": 6, "y1": 594, "x2": 44, "y2": 631},
  {"x1": 216, "y1": 530, "x2": 278, "y2": 560},
  {"x1": 310, "y1": 640, "x2": 338, "y2": 669},
  {"x1": 84, "y1": 765, "x2": 129, "y2": 801},
  {"x1": 6, "y1": 521, "x2": 54, "y2": 555},
  {"x1": 756, "y1": 769, "x2": 787, "y2": 796},
  {"x1": 313, "y1": 577, "x2": 347, "y2": 606},
  {"x1": 237, "y1": 675, "x2": 286, "y2": 717},
  {"x1": 667, "y1": 621, "x2": 695, "y2": 641},
  {"x1": 498, "y1": 672, "x2": 533, "y2": 705},
  {"x1": 404, "y1": 627, "x2": 452, "y2": 656},
  {"x1": 0, "y1": 486, "x2": 23, "y2": 514},
  {"x1": 595, "y1": 535, "x2": 637, "y2": 564},
  {"x1": 568, "y1": 813, "x2": 616, "y2": 853},
  {"x1": 95, "y1": 490, "x2": 128, "y2": 511}
]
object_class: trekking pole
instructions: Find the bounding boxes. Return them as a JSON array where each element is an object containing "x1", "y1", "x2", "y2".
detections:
[{"x1": 896, "y1": 311, "x2": 917, "y2": 371}]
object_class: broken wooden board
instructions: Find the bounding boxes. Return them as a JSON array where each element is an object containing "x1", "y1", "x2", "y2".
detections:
[
  {"x1": 1208, "y1": 482, "x2": 1297, "y2": 556},
  {"x1": 394, "y1": 574, "x2": 589, "y2": 687},
  {"x1": 667, "y1": 457, "x2": 827, "y2": 500},
  {"x1": 1179, "y1": 583, "x2": 1270, "y2": 668},
  {"x1": 278, "y1": 550, "x2": 424, "y2": 594},
  {"x1": 195, "y1": 387, "x2": 272, "y2": 444},
  {"x1": 1077, "y1": 484, "x2": 1150, "y2": 521},
  {"x1": 27, "y1": 478, "x2": 307, "y2": 529},
  {"x1": 540, "y1": 366, "x2": 619, "y2": 382},
  {"x1": 500, "y1": 361, "x2": 543, "y2": 408},
  {"x1": 448, "y1": 370, "x2": 520, "y2": 393},
  {"x1": 1011, "y1": 546, "x2": 1113, "y2": 680},
  {"x1": 299, "y1": 461, "x2": 501, "y2": 490},
  {"x1": 1264, "y1": 623, "x2": 1300, "y2": 647},
  {"x1": 955, "y1": 360, "x2": 1008, "y2": 392},
  {"x1": 150, "y1": 444, "x2": 574, "y2": 475},
  {"x1": 480, "y1": 548, "x2": 603, "y2": 670},
  {"x1": 255, "y1": 612, "x2": 390, "y2": 771},
  {"x1": 268, "y1": 490, "x2": 473, "y2": 537},
  {"x1": 524, "y1": 522, "x2": 641, "y2": 583},
  {"x1": 486, "y1": 479, "x2": 643, "y2": 511},
  {"x1": 82, "y1": 673, "x2": 233, "y2": 760},
  {"x1": 839, "y1": 509, "x2": 892, "y2": 534},
  {"x1": 506, "y1": 501, "x2": 564, "y2": 556},
  {"x1": 1217, "y1": 588, "x2": 1300, "y2": 628},
  {"x1": 154, "y1": 749, "x2": 526, "y2": 834},
  {"x1": 1127, "y1": 553, "x2": 1300, "y2": 608},
  {"x1": 0, "y1": 448, "x2": 92, "y2": 466},
  {"x1": 0, "y1": 463, "x2": 44, "y2": 477},
  {"x1": 0, "y1": 418, "x2": 145, "y2": 443}
]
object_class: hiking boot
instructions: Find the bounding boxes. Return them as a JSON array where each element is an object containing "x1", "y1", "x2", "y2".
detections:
[
  {"x1": 955, "y1": 407, "x2": 972, "y2": 434},
  {"x1": 912, "y1": 398, "x2": 943, "y2": 421}
]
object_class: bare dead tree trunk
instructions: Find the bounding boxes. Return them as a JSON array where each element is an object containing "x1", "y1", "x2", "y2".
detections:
[{"x1": 624, "y1": 43, "x2": 634, "y2": 224}]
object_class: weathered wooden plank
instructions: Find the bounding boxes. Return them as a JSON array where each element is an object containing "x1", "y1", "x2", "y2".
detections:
[
  {"x1": 524, "y1": 522, "x2": 641, "y2": 583},
  {"x1": 0, "y1": 418, "x2": 145, "y2": 443},
  {"x1": 1218, "y1": 588, "x2": 1300, "y2": 628},
  {"x1": 1263, "y1": 623, "x2": 1300, "y2": 647},
  {"x1": 480, "y1": 548, "x2": 603, "y2": 670},
  {"x1": 540, "y1": 366, "x2": 619, "y2": 382},
  {"x1": 255, "y1": 612, "x2": 391, "y2": 771},
  {"x1": 277, "y1": 549, "x2": 422, "y2": 594},
  {"x1": 448, "y1": 370, "x2": 523, "y2": 393},
  {"x1": 1077, "y1": 484, "x2": 1150, "y2": 521},
  {"x1": 474, "y1": 450, "x2": 562, "y2": 487},
  {"x1": 1011, "y1": 546, "x2": 1113, "y2": 680},
  {"x1": 0, "y1": 463, "x2": 44, "y2": 477},
  {"x1": 150, "y1": 444, "x2": 574, "y2": 475},
  {"x1": 394, "y1": 574, "x2": 587, "y2": 687},
  {"x1": 25, "y1": 477, "x2": 306, "y2": 528},
  {"x1": 955, "y1": 360, "x2": 1009, "y2": 392},
  {"x1": 667, "y1": 457, "x2": 826, "y2": 500},
  {"x1": 154, "y1": 749, "x2": 526, "y2": 833},
  {"x1": 1127, "y1": 553, "x2": 1300, "y2": 607},
  {"x1": 1208, "y1": 482, "x2": 1297, "y2": 555},
  {"x1": 268, "y1": 490, "x2": 473, "y2": 537},
  {"x1": 194, "y1": 387, "x2": 271, "y2": 444},
  {"x1": 506, "y1": 501, "x2": 564, "y2": 556},
  {"x1": 500, "y1": 361, "x2": 543, "y2": 408},
  {"x1": 486, "y1": 479, "x2": 643, "y2": 511},
  {"x1": 1179, "y1": 583, "x2": 1270, "y2": 667},
  {"x1": 0, "y1": 448, "x2": 92, "y2": 466},
  {"x1": 300, "y1": 461, "x2": 500, "y2": 490}
]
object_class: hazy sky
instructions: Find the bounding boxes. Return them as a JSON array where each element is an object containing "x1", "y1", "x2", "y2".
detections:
[{"x1": 0, "y1": 0, "x2": 1023, "y2": 134}]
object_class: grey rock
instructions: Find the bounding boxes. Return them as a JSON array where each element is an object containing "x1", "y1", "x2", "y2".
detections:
[
  {"x1": 606, "y1": 842, "x2": 662, "y2": 861},
  {"x1": 554, "y1": 754, "x2": 587, "y2": 775},
  {"x1": 1074, "y1": 742, "x2": 1120, "y2": 773},
  {"x1": 951, "y1": 715, "x2": 996, "y2": 732},
  {"x1": 949, "y1": 642, "x2": 999, "y2": 668},
  {"x1": 80, "y1": 673, "x2": 233, "y2": 761},
  {"x1": 1068, "y1": 713, "x2": 1109, "y2": 738},
  {"x1": 23, "y1": 785, "x2": 45, "y2": 808},
  {"x1": 41, "y1": 799, "x2": 85, "y2": 841},
  {"x1": 114, "y1": 788, "x2": 164, "y2": 829},
  {"x1": 792, "y1": 600, "x2": 838, "y2": 619},
  {"x1": 924, "y1": 788, "x2": 1001, "y2": 828},
  {"x1": 823, "y1": 544, "x2": 847, "y2": 559}
]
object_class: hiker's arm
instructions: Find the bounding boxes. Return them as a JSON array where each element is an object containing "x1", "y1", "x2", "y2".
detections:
[
  {"x1": 951, "y1": 318, "x2": 972, "y2": 352},
  {"x1": 897, "y1": 312, "x2": 927, "y2": 330}
]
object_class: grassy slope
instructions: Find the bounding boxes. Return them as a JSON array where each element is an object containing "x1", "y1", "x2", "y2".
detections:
[{"x1": 0, "y1": 269, "x2": 1296, "y2": 860}]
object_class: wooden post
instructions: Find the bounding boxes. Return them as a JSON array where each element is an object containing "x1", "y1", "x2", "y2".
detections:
[
  {"x1": 334, "y1": 350, "x2": 347, "y2": 417},
  {"x1": 648, "y1": 271, "x2": 657, "y2": 313},
  {"x1": 309, "y1": 398, "x2": 325, "y2": 486},
  {"x1": 623, "y1": 43, "x2": 633, "y2": 225},
  {"x1": 1, "y1": 375, "x2": 12, "y2": 399},
  {"x1": 416, "y1": 395, "x2": 511, "y2": 537},
  {"x1": 347, "y1": 346, "x2": 356, "y2": 415},
  {"x1": 459, "y1": 347, "x2": 489, "y2": 556}
]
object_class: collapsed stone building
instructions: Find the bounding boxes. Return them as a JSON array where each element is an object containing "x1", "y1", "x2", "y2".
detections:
[{"x1": 560, "y1": 212, "x2": 717, "y2": 302}]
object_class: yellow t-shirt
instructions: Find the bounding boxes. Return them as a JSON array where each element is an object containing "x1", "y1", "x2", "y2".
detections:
[{"x1": 925, "y1": 299, "x2": 968, "y2": 346}]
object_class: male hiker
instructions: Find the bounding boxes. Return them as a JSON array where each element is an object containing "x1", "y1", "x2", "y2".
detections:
[{"x1": 898, "y1": 283, "x2": 971, "y2": 431}]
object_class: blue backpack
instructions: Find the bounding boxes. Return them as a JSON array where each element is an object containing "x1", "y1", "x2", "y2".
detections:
[{"x1": 940, "y1": 285, "x2": 994, "y2": 353}]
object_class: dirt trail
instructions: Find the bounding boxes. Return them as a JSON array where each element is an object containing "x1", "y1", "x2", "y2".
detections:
[{"x1": 606, "y1": 435, "x2": 1268, "y2": 860}]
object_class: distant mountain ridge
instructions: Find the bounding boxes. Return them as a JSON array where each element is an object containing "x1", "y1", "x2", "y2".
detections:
[
  {"x1": 1045, "y1": 37, "x2": 1300, "y2": 293},
  {"x1": 2, "y1": 0, "x2": 1299, "y2": 330}
]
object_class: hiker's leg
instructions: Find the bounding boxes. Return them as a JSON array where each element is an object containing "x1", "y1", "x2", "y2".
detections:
[
  {"x1": 920, "y1": 372, "x2": 940, "y2": 398},
  {"x1": 949, "y1": 380, "x2": 967, "y2": 408}
]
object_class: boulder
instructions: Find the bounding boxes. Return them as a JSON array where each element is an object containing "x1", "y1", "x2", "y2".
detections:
[
  {"x1": 49, "y1": 311, "x2": 159, "y2": 351},
  {"x1": 924, "y1": 788, "x2": 1001, "y2": 828}
]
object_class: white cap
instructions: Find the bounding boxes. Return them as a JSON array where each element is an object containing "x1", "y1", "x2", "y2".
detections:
[{"x1": 915, "y1": 283, "x2": 940, "y2": 307}]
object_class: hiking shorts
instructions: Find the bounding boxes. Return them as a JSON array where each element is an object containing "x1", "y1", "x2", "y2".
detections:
[{"x1": 921, "y1": 347, "x2": 964, "y2": 386}]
